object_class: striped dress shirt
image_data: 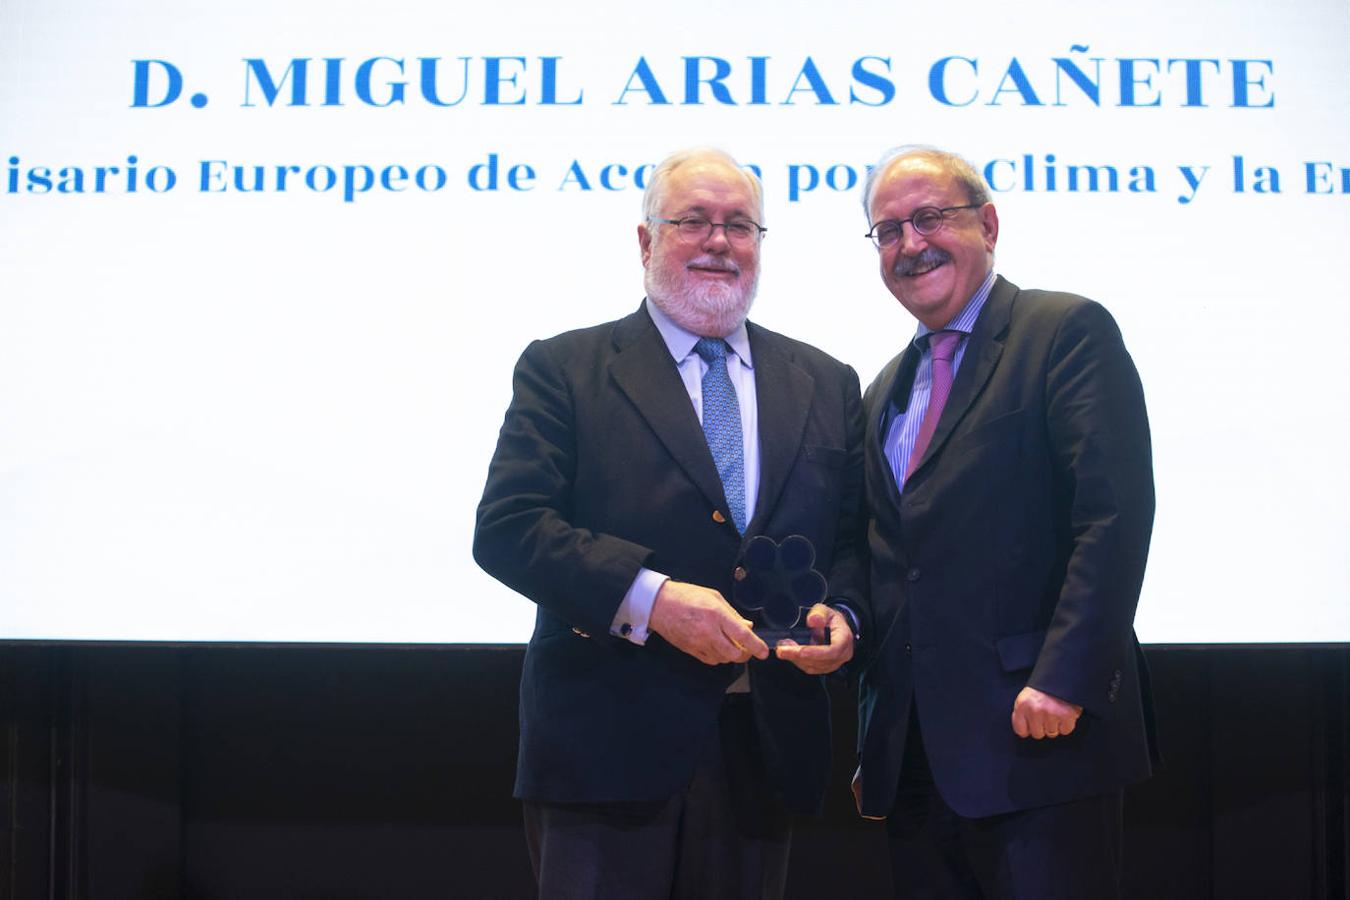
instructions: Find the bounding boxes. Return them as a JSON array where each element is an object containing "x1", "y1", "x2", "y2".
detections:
[{"x1": 883, "y1": 270, "x2": 997, "y2": 493}]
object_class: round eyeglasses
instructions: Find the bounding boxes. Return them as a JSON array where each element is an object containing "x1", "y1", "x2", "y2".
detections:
[
  {"x1": 650, "y1": 215, "x2": 767, "y2": 246},
  {"x1": 864, "y1": 204, "x2": 981, "y2": 249}
]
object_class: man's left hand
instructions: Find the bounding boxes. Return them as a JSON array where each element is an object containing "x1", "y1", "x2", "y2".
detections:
[
  {"x1": 1011, "y1": 686, "x2": 1083, "y2": 739},
  {"x1": 774, "y1": 604, "x2": 854, "y2": 675}
]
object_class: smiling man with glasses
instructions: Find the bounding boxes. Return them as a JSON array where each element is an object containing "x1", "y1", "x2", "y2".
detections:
[
  {"x1": 475, "y1": 147, "x2": 865, "y2": 899},
  {"x1": 851, "y1": 145, "x2": 1159, "y2": 899}
]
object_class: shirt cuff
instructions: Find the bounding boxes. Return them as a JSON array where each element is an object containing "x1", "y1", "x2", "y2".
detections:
[
  {"x1": 831, "y1": 601, "x2": 862, "y2": 642},
  {"x1": 610, "y1": 567, "x2": 668, "y2": 645}
]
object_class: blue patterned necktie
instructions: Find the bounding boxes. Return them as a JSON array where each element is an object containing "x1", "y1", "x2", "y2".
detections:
[{"x1": 694, "y1": 337, "x2": 746, "y2": 533}]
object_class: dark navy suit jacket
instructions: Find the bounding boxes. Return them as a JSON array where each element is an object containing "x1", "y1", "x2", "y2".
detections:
[
  {"x1": 856, "y1": 276, "x2": 1157, "y2": 819},
  {"x1": 474, "y1": 304, "x2": 865, "y2": 814}
]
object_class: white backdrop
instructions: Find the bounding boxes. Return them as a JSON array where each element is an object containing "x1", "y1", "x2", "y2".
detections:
[{"x1": 2, "y1": 0, "x2": 1348, "y2": 643}]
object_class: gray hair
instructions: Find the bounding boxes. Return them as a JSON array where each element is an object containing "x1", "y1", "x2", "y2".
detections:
[
  {"x1": 641, "y1": 147, "x2": 764, "y2": 223},
  {"x1": 861, "y1": 145, "x2": 990, "y2": 220}
]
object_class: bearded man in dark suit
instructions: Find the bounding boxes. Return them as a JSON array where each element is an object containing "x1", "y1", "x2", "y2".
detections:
[
  {"x1": 853, "y1": 145, "x2": 1157, "y2": 899},
  {"x1": 474, "y1": 147, "x2": 865, "y2": 900}
]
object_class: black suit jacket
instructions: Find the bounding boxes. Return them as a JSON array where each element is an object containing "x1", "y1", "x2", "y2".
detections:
[
  {"x1": 856, "y1": 276, "x2": 1157, "y2": 819},
  {"x1": 474, "y1": 304, "x2": 865, "y2": 814}
]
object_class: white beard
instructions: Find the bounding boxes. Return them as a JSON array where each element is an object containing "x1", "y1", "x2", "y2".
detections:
[{"x1": 644, "y1": 252, "x2": 758, "y2": 338}]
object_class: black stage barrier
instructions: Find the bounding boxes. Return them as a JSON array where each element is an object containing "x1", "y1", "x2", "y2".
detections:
[{"x1": 1, "y1": 644, "x2": 1346, "y2": 899}]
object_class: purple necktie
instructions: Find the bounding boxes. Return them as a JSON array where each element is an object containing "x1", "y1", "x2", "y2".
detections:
[{"x1": 904, "y1": 330, "x2": 963, "y2": 484}]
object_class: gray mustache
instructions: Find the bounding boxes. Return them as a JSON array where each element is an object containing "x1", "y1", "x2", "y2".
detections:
[
  {"x1": 893, "y1": 248, "x2": 950, "y2": 277},
  {"x1": 688, "y1": 256, "x2": 739, "y2": 274}
]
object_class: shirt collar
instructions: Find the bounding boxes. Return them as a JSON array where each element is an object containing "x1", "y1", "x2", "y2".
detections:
[
  {"x1": 645, "y1": 297, "x2": 753, "y2": 368},
  {"x1": 912, "y1": 270, "x2": 997, "y2": 348}
]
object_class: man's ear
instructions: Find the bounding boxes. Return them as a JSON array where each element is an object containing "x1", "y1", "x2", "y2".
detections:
[
  {"x1": 638, "y1": 222, "x2": 653, "y2": 268},
  {"x1": 979, "y1": 203, "x2": 999, "y2": 252}
]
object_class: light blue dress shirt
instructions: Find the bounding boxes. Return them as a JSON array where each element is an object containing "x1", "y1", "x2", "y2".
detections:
[
  {"x1": 609, "y1": 299, "x2": 761, "y2": 645},
  {"x1": 884, "y1": 270, "x2": 996, "y2": 493}
]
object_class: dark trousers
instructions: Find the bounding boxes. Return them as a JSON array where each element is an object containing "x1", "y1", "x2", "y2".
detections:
[
  {"x1": 523, "y1": 695, "x2": 792, "y2": 900},
  {"x1": 887, "y1": 710, "x2": 1123, "y2": 900}
]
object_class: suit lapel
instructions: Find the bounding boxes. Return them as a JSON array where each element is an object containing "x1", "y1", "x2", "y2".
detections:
[
  {"x1": 746, "y1": 325, "x2": 813, "y2": 533},
  {"x1": 608, "y1": 307, "x2": 730, "y2": 515},
  {"x1": 910, "y1": 276, "x2": 1015, "y2": 477},
  {"x1": 872, "y1": 344, "x2": 922, "y2": 507}
]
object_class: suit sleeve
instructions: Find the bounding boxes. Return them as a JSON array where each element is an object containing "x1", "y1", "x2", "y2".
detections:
[
  {"x1": 826, "y1": 364, "x2": 869, "y2": 636},
  {"x1": 473, "y1": 339, "x2": 653, "y2": 635},
  {"x1": 1027, "y1": 301, "x2": 1155, "y2": 715}
]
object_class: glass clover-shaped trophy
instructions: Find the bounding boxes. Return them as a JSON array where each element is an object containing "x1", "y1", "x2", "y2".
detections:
[{"x1": 732, "y1": 534, "x2": 830, "y2": 645}]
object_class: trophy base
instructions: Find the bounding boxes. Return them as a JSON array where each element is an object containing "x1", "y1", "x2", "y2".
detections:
[{"x1": 755, "y1": 626, "x2": 830, "y2": 646}]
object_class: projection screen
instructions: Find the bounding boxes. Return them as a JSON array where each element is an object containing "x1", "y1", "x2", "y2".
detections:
[{"x1": 2, "y1": 0, "x2": 1347, "y2": 643}]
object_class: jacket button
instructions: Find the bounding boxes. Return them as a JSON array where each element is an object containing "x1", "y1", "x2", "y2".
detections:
[
  {"x1": 733, "y1": 566, "x2": 747, "y2": 581},
  {"x1": 906, "y1": 568, "x2": 921, "y2": 582},
  {"x1": 712, "y1": 510, "x2": 727, "y2": 524},
  {"x1": 904, "y1": 642, "x2": 912, "y2": 655}
]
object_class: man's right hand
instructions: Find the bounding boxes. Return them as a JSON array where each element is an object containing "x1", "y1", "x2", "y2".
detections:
[{"x1": 648, "y1": 580, "x2": 769, "y2": 665}]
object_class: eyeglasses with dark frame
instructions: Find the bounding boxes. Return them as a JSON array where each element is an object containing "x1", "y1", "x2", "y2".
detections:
[
  {"x1": 864, "y1": 204, "x2": 982, "y2": 249},
  {"x1": 650, "y1": 215, "x2": 767, "y2": 246}
]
